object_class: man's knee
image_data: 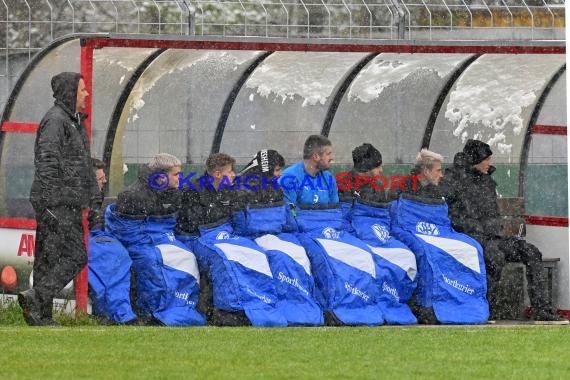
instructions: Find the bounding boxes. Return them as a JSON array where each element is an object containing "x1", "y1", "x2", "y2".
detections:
[
  {"x1": 482, "y1": 240, "x2": 506, "y2": 278},
  {"x1": 518, "y1": 240, "x2": 542, "y2": 263}
]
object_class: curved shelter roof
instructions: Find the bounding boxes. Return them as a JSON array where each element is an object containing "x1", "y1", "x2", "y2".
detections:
[{"x1": 0, "y1": 35, "x2": 565, "y2": 221}]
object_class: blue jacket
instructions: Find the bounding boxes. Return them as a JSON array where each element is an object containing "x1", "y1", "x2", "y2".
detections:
[{"x1": 281, "y1": 161, "x2": 339, "y2": 205}]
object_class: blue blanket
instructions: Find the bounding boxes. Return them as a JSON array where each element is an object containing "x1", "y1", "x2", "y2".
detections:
[
  {"x1": 295, "y1": 206, "x2": 384, "y2": 325},
  {"x1": 105, "y1": 205, "x2": 205, "y2": 326},
  {"x1": 194, "y1": 221, "x2": 287, "y2": 327},
  {"x1": 88, "y1": 228, "x2": 136, "y2": 324},
  {"x1": 350, "y1": 200, "x2": 417, "y2": 325},
  {"x1": 390, "y1": 196, "x2": 489, "y2": 324},
  {"x1": 233, "y1": 204, "x2": 323, "y2": 326}
]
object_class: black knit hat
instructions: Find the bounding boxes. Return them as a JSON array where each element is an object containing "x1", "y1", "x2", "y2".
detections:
[
  {"x1": 352, "y1": 143, "x2": 383, "y2": 172},
  {"x1": 463, "y1": 139, "x2": 493, "y2": 165},
  {"x1": 240, "y1": 149, "x2": 285, "y2": 176}
]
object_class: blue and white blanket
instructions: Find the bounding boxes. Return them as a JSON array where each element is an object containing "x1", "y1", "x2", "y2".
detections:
[
  {"x1": 390, "y1": 195, "x2": 489, "y2": 324},
  {"x1": 105, "y1": 205, "x2": 205, "y2": 326}
]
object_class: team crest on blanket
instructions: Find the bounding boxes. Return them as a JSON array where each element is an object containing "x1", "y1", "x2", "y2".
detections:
[
  {"x1": 321, "y1": 227, "x2": 341, "y2": 239},
  {"x1": 216, "y1": 231, "x2": 231, "y2": 240},
  {"x1": 371, "y1": 224, "x2": 390, "y2": 243},
  {"x1": 415, "y1": 222, "x2": 439, "y2": 236}
]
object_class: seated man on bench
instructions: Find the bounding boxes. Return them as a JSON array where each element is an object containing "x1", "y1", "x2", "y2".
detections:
[
  {"x1": 441, "y1": 139, "x2": 567, "y2": 323},
  {"x1": 392, "y1": 149, "x2": 489, "y2": 324}
]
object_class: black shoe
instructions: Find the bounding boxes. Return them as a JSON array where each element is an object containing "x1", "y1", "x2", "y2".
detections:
[
  {"x1": 324, "y1": 311, "x2": 344, "y2": 326},
  {"x1": 18, "y1": 290, "x2": 44, "y2": 326},
  {"x1": 91, "y1": 315, "x2": 117, "y2": 326},
  {"x1": 534, "y1": 310, "x2": 569, "y2": 324},
  {"x1": 40, "y1": 318, "x2": 61, "y2": 327},
  {"x1": 415, "y1": 307, "x2": 438, "y2": 325},
  {"x1": 138, "y1": 315, "x2": 164, "y2": 326},
  {"x1": 210, "y1": 309, "x2": 250, "y2": 326},
  {"x1": 123, "y1": 318, "x2": 141, "y2": 326}
]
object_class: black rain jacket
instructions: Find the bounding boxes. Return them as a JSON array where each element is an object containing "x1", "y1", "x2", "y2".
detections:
[
  {"x1": 29, "y1": 72, "x2": 98, "y2": 213},
  {"x1": 177, "y1": 175, "x2": 242, "y2": 234},
  {"x1": 444, "y1": 164, "x2": 501, "y2": 239},
  {"x1": 115, "y1": 165, "x2": 181, "y2": 217}
]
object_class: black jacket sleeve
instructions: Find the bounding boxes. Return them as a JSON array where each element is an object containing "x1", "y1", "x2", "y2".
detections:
[{"x1": 34, "y1": 117, "x2": 80, "y2": 208}]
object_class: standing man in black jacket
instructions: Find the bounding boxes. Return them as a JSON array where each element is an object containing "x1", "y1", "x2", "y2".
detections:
[
  {"x1": 20, "y1": 72, "x2": 99, "y2": 326},
  {"x1": 443, "y1": 139, "x2": 567, "y2": 322}
]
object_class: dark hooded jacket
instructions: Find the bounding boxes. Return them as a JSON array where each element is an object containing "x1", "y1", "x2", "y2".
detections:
[
  {"x1": 445, "y1": 164, "x2": 501, "y2": 239},
  {"x1": 337, "y1": 169, "x2": 392, "y2": 204},
  {"x1": 439, "y1": 152, "x2": 467, "y2": 206},
  {"x1": 177, "y1": 174, "x2": 240, "y2": 234},
  {"x1": 115, "y1": 165, "x2": 181, "y2": 217},
  {"x1": 30, "y1": 72, "x2": 99, "y2": 212},
  {"x1": 177, "y1": 150, "x2": 285, "y2": 235}
]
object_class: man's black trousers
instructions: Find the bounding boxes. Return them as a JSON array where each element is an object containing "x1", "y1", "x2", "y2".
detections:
[
  {"x1": 33, "y1": 206, "x2": 87, "y2": 318},
  {"x1": 481, "y1": 236, "x2": 550, "y2": 312}
]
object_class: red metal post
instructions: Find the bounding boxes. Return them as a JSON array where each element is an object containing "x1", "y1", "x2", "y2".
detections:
[{"x1": 75, "y1": 41, "x2": 94, "y2": 315}]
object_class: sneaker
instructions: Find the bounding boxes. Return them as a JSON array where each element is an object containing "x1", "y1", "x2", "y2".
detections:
[
  {"x1": 18, "y1": 289, "x2": 44, "y2": 326},
  {"x1": 533, "y1": 310, "x2": 569, "y2": 325}
]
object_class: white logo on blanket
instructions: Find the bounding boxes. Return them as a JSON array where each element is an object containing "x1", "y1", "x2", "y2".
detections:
[
  {"x1": 322, "y1": 227, "x2": 341, "y2": 239},
  {"x1": 371, "y1": 224, "x2": 390, "y2": 243},
  {"x1": 216, "y1": 231, "x2": 231, "y2": 240},
  {"x1": 415, "y1": 222, "x2": 439, "y2": 236}
]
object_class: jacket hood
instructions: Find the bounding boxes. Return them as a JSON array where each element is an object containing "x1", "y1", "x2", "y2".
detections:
[
  {"x1": 138, "y1": 164, "x2": 153, "y2": 184},
  {"x1": 51, "y1": 72, "x2": 82, "y2": 116},
  {"x1": 453, "y1": 152, "x2": 466, "y2": 168}
]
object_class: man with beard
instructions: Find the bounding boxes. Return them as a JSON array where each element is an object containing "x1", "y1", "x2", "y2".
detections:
[{"x1": 281, "y1": 135, "x2": 339, "y2": 205}]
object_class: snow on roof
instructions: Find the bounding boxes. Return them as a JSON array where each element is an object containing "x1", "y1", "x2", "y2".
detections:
[
  {"x1": 348, "y1": 53, "x2": 469, "y2": 103},
  {"x1": 444, "y1": 54, "x2": 566, "y2": 154},
  {"x1": 245, "y1": 52, "x2": 367, "y2": 107},
  {"x1": 122, "y1": 50, "x2": 258, "y2": 122}
]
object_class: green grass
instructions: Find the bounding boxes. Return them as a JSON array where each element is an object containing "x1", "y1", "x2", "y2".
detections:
[
  {"x1": 1, "y1": 323, "x2": 569, "y2": 379},
  {"x1": 0, "y1": 298, "x2": 98, "y2": 327},
  {"x1": 2, "y1": 300, "x2": 569, "y2": 379}
]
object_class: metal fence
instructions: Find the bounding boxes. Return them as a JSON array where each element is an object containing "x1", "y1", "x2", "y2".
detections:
[
  {"x1": 0, "y1": 1, "x2": 565, "y2": 49},
  {"x1": 0, "y1": 0, "x2": 565, "y2": 112}
]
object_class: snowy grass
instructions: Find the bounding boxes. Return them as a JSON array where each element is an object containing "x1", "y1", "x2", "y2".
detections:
[{"x1": 1, "y1": 323, "x2": 569, "y2": 379}]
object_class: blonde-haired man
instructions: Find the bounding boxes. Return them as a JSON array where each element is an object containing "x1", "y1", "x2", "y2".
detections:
[
  {"x1": 401, "y1": 148, "x2": 444, "y2": 200},
  {"x1": 116, "y1": 153, "x2": 182, "y2": 216}
]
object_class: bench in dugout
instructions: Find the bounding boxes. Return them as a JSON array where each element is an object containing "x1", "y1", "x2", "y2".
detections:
[{"x1": 492, "y1": 197, "x2": 559, "y2": 320}]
